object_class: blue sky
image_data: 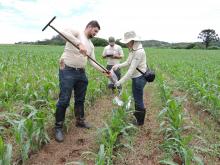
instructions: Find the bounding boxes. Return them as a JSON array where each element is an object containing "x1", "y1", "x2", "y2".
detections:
[{"x1": 0, "y1": 0, "x2": 220, "y2": 43}]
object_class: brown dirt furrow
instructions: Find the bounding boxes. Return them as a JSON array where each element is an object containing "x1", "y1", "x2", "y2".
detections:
[
  {"x1": 114, "y1": 84, "x2": 163, "y2": 165},
  {"x1": 173, "y1": 90, "x2": 220, "y2": 164},
  {"x1": 27, "y1": 95, "x2": 114, "y2": 165}
]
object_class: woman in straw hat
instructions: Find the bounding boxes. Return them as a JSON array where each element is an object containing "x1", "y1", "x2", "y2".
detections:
[{"x1": 112, "y1": 31, "x2": 148, "y2": 126}]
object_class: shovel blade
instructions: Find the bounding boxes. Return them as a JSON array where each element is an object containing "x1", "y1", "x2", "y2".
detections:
[{"x1": 113, "y1": 96, "x2": 124, "y2": 106}]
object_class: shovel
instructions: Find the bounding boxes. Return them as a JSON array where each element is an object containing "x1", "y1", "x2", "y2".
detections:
[
  {"x1": 42, "y1": 16, "x2": 110, "y2": 75},
  {"x1": 43, "y1": 17, "x2": 123, "y2": 105}
]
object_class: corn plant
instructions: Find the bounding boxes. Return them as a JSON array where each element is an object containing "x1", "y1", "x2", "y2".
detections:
[
  {"x1": 157, "y1": 71, "x2": 203, "y2": 165},
  {"x1": 159, "y1": 99, "x2": 194, "y2": 165},
  {"x1": 0, "y1": 45, "x2": 114, "y2": 163},
  {"x1": 151, "y1": 48, "x2": 220, "y2": 121},
  {"x1": 96, "y1": 94, "x2": 135, "y2": 165},
  {"x1": 4, "y1": 105, "x2": 50, "y2": 163},
  {"x1": 0, "y1": 136, "x2": 12, "y2": 165},
  {"x1": 95, "y1": 144, "x2": 106, "y2": 165}
]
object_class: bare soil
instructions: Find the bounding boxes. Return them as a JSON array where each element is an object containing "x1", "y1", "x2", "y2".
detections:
[
  {"x1": 27, "y1": 95, "x2": 114, "y2": 165},
  {"x1": 173, "y1": 89, "x2": 220, "y2": 165},
  {"x1": 113, "y1": 84, "x2": 163, "y2": 165},
  {"x1": 24, "y1": 83, "x2": 220, "y2": 165},
  {"x1": 26, "y1": 84, "x2": 164, "y2": 165}
]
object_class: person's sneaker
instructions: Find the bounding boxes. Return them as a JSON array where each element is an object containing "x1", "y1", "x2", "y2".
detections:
[
  {"x1": 76, "y1": 120, "x2": 91, "y2": 129},
  {"x1": 55, "y1": 128, "x2": 64, "y2": 142}
]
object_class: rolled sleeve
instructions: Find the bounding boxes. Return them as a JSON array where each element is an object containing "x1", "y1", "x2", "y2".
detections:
[
  {"x1": 118, "y1": 51, "x2": 145, "y2": 85},
  {"x1": 89, "y1": 49, "x2": 105, "y2": 72},
  {"x1": 60, "y1": 29, "x2": 81, "y2": 46}
]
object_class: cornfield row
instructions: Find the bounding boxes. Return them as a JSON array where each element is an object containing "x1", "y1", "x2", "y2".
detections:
[
  {"x1": 0, "y1": 45, "x2": 219, "y2": 164},
  {"x1": 149, "y1": 49, "x2": 220, "y2": 121},
  {"x1": 0, "y1": 45, "x2": 109, "y2": 164}
]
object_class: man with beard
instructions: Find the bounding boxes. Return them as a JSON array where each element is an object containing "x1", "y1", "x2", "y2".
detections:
[{"x1": 55, "y1": 20, "x2": 108, "y2": 142}]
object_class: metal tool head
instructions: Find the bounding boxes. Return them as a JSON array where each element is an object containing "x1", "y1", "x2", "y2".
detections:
[
  {"x1": 112, "y1": 88, "x2": 124, "y2": 106},
  {"x1": 113, "y1": 96, "x2": 124, "y2": 106},
  {"x1": 42, "y1": 16, "x2": 56, "y2": 31}
]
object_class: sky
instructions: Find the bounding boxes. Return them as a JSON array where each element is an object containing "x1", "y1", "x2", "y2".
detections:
[{"x1": 0, "y1": 0, "x2": 220, "y2": 44}]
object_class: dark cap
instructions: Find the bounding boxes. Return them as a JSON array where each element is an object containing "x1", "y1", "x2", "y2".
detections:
[{"x1": 108, "y1": 36, "x2": 115, "y2": 43}]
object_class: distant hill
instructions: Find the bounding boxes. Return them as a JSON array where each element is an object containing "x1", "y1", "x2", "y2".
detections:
[
  {"x1": 142, "y1": 40, "x2": 170, "y2": 48},
  {"x1": 16, "y1": 35, "x2": 65, "y2": 45},
  {"x1": 15, "y1": 36, "x2": 171, "y2": 47},
  {"x1": 15, "y1": 35, "x2": 220, "y2": 49},
  {"x1": 143, "y1": 40, "x2": 220, "y2": 49}
]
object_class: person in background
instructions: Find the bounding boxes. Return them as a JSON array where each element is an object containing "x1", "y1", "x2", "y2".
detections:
[
  {"x1": 55, "y1": 20, "x2": 109, "y2": 142},
  {"x1": 102, "y1": 36, "x2": 124, "y2": 91},
  {"x1": 112, "y1": 31, "x2": 148, "y2": 126}
]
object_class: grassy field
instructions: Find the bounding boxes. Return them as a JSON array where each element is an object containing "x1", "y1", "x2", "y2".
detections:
[{"x1": 0, "y1": 44, "x2": 220, "y2": 164}]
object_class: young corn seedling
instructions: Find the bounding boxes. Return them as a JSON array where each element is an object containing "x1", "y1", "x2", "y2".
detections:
[
  {"x1": 95, "y1": 144, "x2": 106, "y2": 165},
  {"x1": 0, "y1": 136, "x2": 12, "y2": 165},
  {"x1": 96, "y1": 94, "x2": 136, "y2": 165},
  {"x1": 157, "y1": 71, "x2": 203, "y2": 165}
]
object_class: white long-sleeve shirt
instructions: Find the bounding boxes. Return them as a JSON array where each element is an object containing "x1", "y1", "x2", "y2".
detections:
[
  {"x1": 117, "y1": 41, "x2": 147, "y2": 84},
  {"x1": 59, "y1": 28, "x2": 103, "y2": 72}
]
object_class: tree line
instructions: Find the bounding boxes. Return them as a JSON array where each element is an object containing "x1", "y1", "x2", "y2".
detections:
[
  {"x1": 16, "y1": 35, "x2": 126, "y2": 48},
  {"x1": 16, "y1": 29, "x2": 219, "y2": 49}
]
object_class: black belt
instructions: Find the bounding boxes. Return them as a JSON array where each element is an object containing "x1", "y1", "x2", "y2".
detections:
[{"x1": 65, "y1": 65, "x2": 85, "y2": 71}]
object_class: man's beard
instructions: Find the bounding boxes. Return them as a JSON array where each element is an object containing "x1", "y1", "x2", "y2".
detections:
[{"x1": 88, "y1": 34, "x2": 94, "y2": 39}]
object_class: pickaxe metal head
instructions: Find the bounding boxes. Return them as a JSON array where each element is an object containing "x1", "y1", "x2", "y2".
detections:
[{"x1": 42, "y1": 16, "x2": 56, "y2": 31}]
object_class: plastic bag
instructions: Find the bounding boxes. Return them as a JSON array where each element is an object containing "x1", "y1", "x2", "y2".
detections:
[
  {"x1": 113, "y1": 96, "x2": 124, "y2": 106},
  {"x1": 109, "y1": 69, "x2": 118, "y2": 84}
]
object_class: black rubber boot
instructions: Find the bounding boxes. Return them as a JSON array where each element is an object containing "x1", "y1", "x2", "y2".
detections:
[
  {"x1": 55, "y1": 121, "x2": 64, "y2": 142},
  {"x1": 74, "y1": 106, "x2": 91, "y2": 129},
  {"x1": 133, "y1": 108, "x2": 146, "y2": 126},
  {"x1": 75, "y1": 117, "x2": 91, "y2": 129}
]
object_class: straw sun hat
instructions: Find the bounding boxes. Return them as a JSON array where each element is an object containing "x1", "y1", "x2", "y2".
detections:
[{"x1": 120, "y1": 31, "x2": 143, "y2": 43}]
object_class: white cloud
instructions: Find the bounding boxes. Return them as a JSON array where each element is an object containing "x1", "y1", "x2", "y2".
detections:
[{"x1": 0, "y1": 0, "x2": 219, "y2": 43}]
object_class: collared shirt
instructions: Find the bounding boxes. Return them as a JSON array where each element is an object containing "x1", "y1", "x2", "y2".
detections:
[
  {"x1": 60, "y1": 28, "x2": 103, "y2": 71},
  {"x1": 102, "y1": 44, "x2": 124, "y2": 65},
  {"x1": 117, "y1": 41, "x2": 147, "y2": 84}
]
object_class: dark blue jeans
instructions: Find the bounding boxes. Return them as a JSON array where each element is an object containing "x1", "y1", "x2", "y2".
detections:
[
  {"x1": 132, "y1": 75, "x2": 147, "y2": 110},
  {"x1": 55, "y1": 65, "x2": 88, "y2": 123}
]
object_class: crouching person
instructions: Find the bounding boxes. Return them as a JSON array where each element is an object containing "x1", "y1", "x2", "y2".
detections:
[{"x1": 113, "y1": 31, "x2": 147, "y2": 126}]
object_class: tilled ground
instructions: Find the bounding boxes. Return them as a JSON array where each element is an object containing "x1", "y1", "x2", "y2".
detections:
[
  {"x1": 27, "y1": 95, "x2": 114, "y2": 165},
  {"x1": 113, "y1": 84, "x2": 163, "y2": 165},
  {"x1": 25, "y1": 84, "x2": 220, "y2": 165}
]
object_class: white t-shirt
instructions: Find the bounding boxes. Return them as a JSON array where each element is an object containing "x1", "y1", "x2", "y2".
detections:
[
  {"x1": 60, "y1": 28, "x2": 103, "y2": 72},
  {"x1": 102, "y1": 44, "x2": 124, "y2": 65}
]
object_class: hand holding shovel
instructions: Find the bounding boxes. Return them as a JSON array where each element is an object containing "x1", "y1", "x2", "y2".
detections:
[{"x1": 42, "y1": 16, "x2": 110, "y2": 75}]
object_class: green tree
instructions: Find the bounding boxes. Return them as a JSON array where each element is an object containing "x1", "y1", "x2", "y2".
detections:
[
  {"x1": 91, "y1": 37, "x2": 108, "y2": 47},
  {"x1": 198, "y1": 29, "x2": 219, "y2": 48}
]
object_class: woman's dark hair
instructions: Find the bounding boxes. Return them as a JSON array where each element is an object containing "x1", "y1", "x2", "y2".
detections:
[{"x1": 86, "y1": 20, "x2": 100, "y2": 30}]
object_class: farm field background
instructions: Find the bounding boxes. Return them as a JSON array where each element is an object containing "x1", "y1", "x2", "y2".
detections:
[{"x1": 0, "y1": 44, "x2": 220, "y2": 165}]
